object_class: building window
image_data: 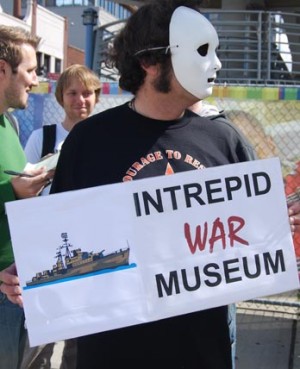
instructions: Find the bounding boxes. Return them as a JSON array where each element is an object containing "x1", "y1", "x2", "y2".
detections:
[
  {"x1": 36, "y1": 52, "x2": 42, "y2": 76},
  {"x1": 55, "y1": 58, "x2": 62, "y2": 73},
  {"x1": 44, "y1": 54, "x2": 51, "y2": 74},
  {"x1": 54, "y1": 0, "x2": 89, "y2": 6},
  {"x1": 43, "y1": 0, "x2": 56, "y2": 5}
]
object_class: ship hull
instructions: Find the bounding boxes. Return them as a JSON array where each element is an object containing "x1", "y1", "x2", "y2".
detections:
[{"x1": 26, "y1": 249, "x2": 130, "y2": 287}]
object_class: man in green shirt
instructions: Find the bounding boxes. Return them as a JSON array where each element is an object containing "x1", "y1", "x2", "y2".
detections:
[{"x1": 0, "y1": 25, "x2": 53, "y2": 369}]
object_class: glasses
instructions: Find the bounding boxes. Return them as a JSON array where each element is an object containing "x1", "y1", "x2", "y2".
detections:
[{"x1": 134, "y1": 45, "x2": 179, "y2": 57}]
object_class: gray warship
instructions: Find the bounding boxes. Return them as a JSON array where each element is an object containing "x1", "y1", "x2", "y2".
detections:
[{"x1": 26, "y1": 232, "x2": 130, "y2": 286}]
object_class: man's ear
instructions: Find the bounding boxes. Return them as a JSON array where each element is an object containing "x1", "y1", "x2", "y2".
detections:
[{"x1": 141, "y1": 63, "x2": 159, "y2": 78}]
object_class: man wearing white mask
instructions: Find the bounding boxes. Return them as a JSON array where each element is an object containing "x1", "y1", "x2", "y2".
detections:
[
  {"x1": 3, "y1": 1, "x2": 281, "y2": 368},
  {"x1": 48, "y1": 2, "x2": 245, "y2": 368}
]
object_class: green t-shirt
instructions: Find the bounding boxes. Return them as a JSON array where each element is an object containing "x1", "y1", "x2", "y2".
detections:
[{"x1": 0, "y1": 114, "x2": 26, "y2": 270}]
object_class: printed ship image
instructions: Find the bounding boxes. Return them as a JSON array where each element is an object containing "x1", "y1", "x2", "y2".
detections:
[{"x1": 26, "y1": 233, "x2": 130, "y2": 286}]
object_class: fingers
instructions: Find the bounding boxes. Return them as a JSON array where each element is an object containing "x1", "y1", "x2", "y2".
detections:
[
  {"x1": 31, "y1": 170, "x2": 54, "y2": 187},
  {"x1": 26, "y1": 167, "x2": 45, "y2": 176},
  {"x1": 44, "y1": 179, "x2": 52, "y2": 188},
  {"x1": 0, "y1": 263, "x2": 18, "y2": 282},
  {"x1": 0, "y1": 282, "x2": 23, "y2": 307},
  {"x1": 0, "y1": 264, "x2": 23, "y2": 308},
  {"x1": 47, "y1": 169, "x2": 55, "y2": 179},
  {"x1": 33, "y1": 170, "x2": 54, "y2": 194},
  {"x1": 289, "y1": 201, "x2": 300, "y2": 215},
  {"x1": 288, "y1": 200, "x2": 300, "y2": 236},
  {"x1": 12, "y1": 170, "x2": 54, "y2": 198}
]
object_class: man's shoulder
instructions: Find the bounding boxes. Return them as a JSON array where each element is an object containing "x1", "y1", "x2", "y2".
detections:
[
  {"x1": 189, "y1": 110, "x2": 235, "y2": 132},
  {"x1": 207, "y1": 112, "x2": 244, "y2": 134},
  {"x1": 209, "y1": 113, "x2": 257, "y2": 160},
  {"x1": 3, "y1": 111, "x2": 19, "y2": 136},
  {"x1": 27, "y1": 126, "x2": 44, "y2": 139},
  {"x1": 97, "y1": 103, "x2": 127, "y2": 118}
]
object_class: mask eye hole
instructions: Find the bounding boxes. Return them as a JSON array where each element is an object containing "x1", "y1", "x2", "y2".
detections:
[{"x1": 197, "y1": 43, "x2": 208, "y2": 56}]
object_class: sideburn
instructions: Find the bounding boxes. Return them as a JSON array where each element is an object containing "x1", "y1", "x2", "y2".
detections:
[{"x1": 153, "y1": 60, "x2": 172, "y2": 93}]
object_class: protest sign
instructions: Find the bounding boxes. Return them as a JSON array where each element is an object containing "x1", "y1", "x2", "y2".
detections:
[{"x1": 6, "y1": 157, "x2": 299, "y2": 346}]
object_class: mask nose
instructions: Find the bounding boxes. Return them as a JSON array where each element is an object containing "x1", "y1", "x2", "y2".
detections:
[{"x1": 214, "y1": 55, "x2": 222, "y2": 72}]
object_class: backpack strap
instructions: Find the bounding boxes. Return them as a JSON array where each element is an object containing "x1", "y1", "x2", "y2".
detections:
[{"x1": 41, "y1": 124, "x2": 57, "y2": 158}]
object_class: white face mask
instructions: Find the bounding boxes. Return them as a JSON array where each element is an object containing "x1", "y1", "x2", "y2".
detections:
[{"x1": 170, "y1": 6, "x2": 222, "y2": 99}]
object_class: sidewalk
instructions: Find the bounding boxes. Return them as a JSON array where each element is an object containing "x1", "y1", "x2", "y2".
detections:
[
  {"x1": 50, "y1": 342, "x2": 64, "y2": 369},
  {"x1": 235, "y1": 311, "x2": 300, "y2": 369}
]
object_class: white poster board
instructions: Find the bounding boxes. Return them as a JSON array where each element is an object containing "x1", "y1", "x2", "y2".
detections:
[{"x1": 6, "y1": 157, "x2": 299, "y2": 346}]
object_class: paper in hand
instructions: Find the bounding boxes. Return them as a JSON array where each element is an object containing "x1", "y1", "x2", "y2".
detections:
[{"x1": 24, "y1": 152, "x2": 60, "y2": 172}]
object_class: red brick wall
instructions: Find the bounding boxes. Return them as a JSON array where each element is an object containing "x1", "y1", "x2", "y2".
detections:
[{"x1": 67, "y1": 45, "x2": 85, "y2": 67}]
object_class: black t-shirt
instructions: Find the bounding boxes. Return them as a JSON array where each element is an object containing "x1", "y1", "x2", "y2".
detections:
[
  {"x1": 51, "y1": 103, "x2": 253, "y2": 369},
  {"x1": 52, "y1": 103, "x2": 252, "y2": 192}
]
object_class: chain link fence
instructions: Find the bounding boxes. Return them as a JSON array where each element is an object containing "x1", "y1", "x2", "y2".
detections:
[
  {"x1": 14, "y1": 81, "x2": 300, "y2": 265},
  {"x1": 12, "y1": 83, "x2": 300, "y2": 355}
]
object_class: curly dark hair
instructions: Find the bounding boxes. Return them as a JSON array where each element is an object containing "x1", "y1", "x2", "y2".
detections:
[{"x1": 107, "y1": 0, "x2": 201, "y2": 94}]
